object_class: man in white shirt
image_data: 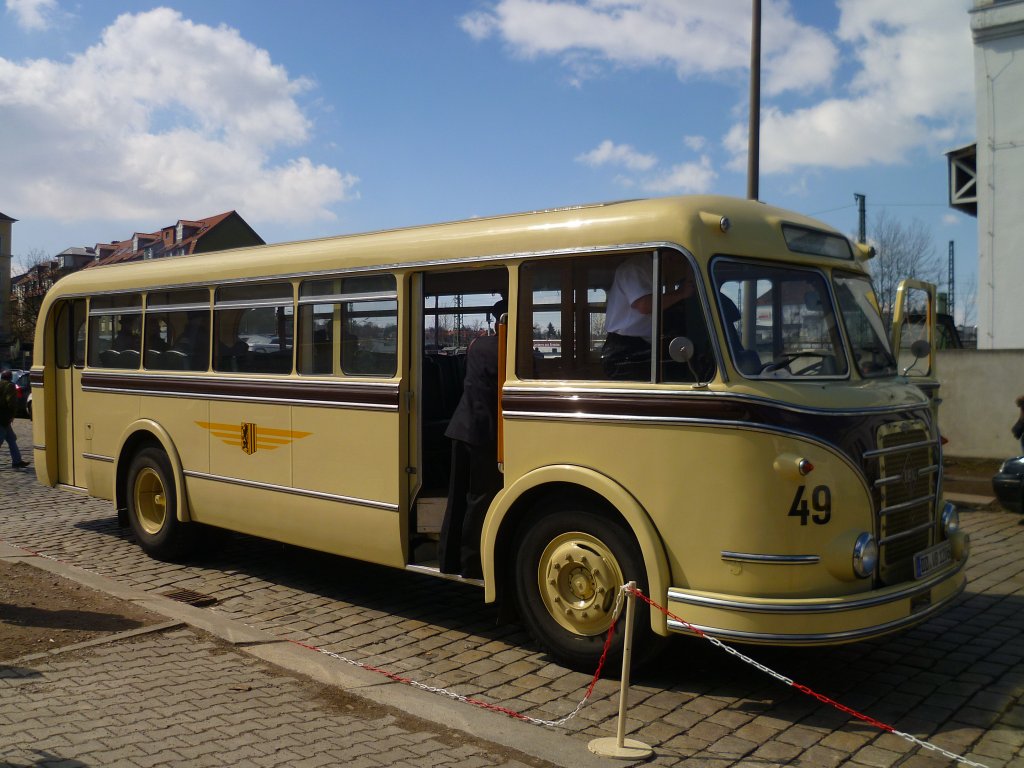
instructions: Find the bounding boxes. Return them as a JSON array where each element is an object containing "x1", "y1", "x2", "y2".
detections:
[{"x1": 602, "y1": 252, "x2": 696, "y2": 379}]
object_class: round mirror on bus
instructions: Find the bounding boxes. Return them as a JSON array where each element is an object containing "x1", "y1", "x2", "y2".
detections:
[
  {"x1": 668, "y1": 336, "x2": 695, "y2": 364},
  {"x1": 910, "y1": 339, "x2": 931, "y2": 359}
]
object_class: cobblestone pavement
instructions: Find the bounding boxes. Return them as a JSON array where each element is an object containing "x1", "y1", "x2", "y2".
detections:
[
  {"x1": 3, "y1": 419, "x2": 1024, "y2": 767},
  {"x1": 2, "y1": 626, "x2": 545, "y2": 768}
]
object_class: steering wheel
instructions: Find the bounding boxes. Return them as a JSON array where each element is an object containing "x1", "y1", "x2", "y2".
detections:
[{"x1": 760, "y1": 350, "x2": 832, "y2": 375}]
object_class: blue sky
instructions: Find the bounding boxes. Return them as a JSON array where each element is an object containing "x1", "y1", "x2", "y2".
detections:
[{"x1": 1, "y1": 0, "x2": 979, "y2": 321}]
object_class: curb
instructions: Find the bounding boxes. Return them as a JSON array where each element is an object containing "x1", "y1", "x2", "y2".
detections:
[{"x1": 0, "y1": 540, "x2": 630, "y2": 768}]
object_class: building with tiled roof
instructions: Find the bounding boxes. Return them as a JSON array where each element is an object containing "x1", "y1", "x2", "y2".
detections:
[
  {"x1": 87, "y1": 210, "x2": 264, "y2": 268},
  {"x1": 4, "y1": 210, "x2": 263, "y2": 357}
]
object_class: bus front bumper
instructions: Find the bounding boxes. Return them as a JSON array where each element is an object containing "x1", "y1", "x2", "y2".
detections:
[{"x1": 664, "y1": 557, "x2": 967, "y2": 646}]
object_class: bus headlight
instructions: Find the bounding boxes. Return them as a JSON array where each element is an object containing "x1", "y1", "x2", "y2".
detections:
[
  {"x1": 852, "y1": 533, "x2": 877, "y2": 579},
  {"x1": 941, "y1": 502, "x2": 960, "y2": 538}
]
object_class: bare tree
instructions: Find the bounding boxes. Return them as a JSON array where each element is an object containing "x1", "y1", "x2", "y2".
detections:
[
  {"x1": 14, "y1": 247, "x2": 51, "y2": 276},
  {"x1": 866, "y1": 211, "x2": 942, "y2": 331},
  {"x1": 958, "y1": 273, "x2": 977, "y2": 329},
  {"x1": 9, "y1": 247, "x2": 54, "y2": 344}
]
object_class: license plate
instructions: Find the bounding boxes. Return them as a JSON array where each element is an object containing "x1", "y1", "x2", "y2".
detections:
[{"x1": 913, "y1": 541, "x2": 952, "y2": 579}]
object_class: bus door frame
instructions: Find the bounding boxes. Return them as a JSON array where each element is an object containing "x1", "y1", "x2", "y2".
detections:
[{"x1": 53, "y1": 298, "x2": 88, "y2": 488}]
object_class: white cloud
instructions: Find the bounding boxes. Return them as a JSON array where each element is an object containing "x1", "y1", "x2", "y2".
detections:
[
  {"x1": 6, "y1": 0, "x2": 57, "y2": 31},
  {"x1": 683, "y1": 135, "x2": 707, "y2": 152},
  {"x1": 0, "y1": 7, "x2": 356, "y2": 225},
  {"x1": 577, "y1": 138, "x2": 716, "y2": 194},
  {"x1": 645, "y1": 155, "x2": 717, "y2": 194},
  {"x1": 465, "y1": 1, "x2": 974, "y2": 178},
  {"x1": 576, "y1": 139, "x2": 657, "y2": 170},
  {"x1": 725, "y1": 1, "x2": 975, "y2": 174},
  {"x1": 460, "y1": 0, "x2": 838, "y2": 95}
]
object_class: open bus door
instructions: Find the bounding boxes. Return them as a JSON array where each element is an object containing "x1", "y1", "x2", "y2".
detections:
[{"x1": 891, "y1": 279, "x2": 941, "y2": 418}]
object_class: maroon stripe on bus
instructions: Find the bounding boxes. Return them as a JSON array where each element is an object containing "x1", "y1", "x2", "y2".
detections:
[{"x1": 80, "y1": 372, "x2": 400, "y2": 408}]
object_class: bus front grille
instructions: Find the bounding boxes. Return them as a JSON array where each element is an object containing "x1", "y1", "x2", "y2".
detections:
[{"x1": 869, "y1": 421, "x2": 938, "y2": 584}]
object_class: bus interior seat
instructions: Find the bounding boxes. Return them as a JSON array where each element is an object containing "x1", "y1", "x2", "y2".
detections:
[
  {"x1": 164, "y1": 349, "x2": 189, "y2": 370},
  {"x1": 119, "y1": 349, "x2": 141, "y2": 369},
  {"x1": 99, "y1": 349, "x2": 120, "y2": 367},
  {"x1": 144, "y1": 350, "x2": 164, "y2": 369}
]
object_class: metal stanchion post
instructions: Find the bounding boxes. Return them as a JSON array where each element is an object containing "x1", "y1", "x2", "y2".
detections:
[{"x1": 588, "y1": 582, "x2": 653, "y2": 760}]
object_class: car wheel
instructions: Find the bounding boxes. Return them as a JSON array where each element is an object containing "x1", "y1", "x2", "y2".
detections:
[
  {"x1": 126, "y1": 446, "x2": 195, "y2": 560},
  {"x1": 514, "y1": 503, "x2": 663, "y2": 671}
]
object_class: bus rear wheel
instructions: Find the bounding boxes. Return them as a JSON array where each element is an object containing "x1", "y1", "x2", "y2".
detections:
[
  {"x1": 514, "y1": 506, "x2": 661, "y2": 671},
  {"x1": 127, "y1": 447, "x2": 194, "y2": 561}
]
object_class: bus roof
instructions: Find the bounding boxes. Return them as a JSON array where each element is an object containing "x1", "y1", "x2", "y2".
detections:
[{"x1": 44, "y1": 195, "x2": 859, "y2": 300}]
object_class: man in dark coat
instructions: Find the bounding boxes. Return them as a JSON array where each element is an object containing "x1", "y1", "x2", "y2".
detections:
[
  {"x1": 1013, "y1": 395, "x2": 1024, "y2": 454},
  {"x1": 1, "y1": 371, "x2": 29, "y2": 469},
  {"x1": 439, "y1": 300, "x2": 506, "y2": 578}
]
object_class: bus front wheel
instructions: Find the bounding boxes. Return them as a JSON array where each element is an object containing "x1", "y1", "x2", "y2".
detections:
[
  {"x1": 514, "y1": 507, "x2": 661, "y2": 671},
  {"x1": 126, "y1": 447, "x2": 194, "y2": 561}
]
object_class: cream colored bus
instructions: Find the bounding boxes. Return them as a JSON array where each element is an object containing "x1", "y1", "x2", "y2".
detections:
[{"x1": 31, "y1": 196, "x2": 968, "y2": 669}]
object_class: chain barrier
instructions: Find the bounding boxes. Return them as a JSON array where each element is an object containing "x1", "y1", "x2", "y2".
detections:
[
  {"x1": 627, "y1": 585, "x2": 992, "y2": 768},
  {"x1": 291, "y1": 584, "x2": 628, "y2": 728}
]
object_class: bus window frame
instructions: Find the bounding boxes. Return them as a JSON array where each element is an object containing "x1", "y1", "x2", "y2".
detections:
[
  {"x1": 298, "y1": 273, "x2": 399, "y2": 378},
  {"x1": 517, "y1": 246, "x2": 721, "y2": 385},
  {"x1": 710, "y1": 255, "x2": 852, "y2": 381},
  {"x1": 143, "y1": 288, "x2": 213, "y2": 373},
  {"x1": 87, "y1": 293, "x2": 144, "y2": 370},
  {"x1": 213, "y1": 281, "x2": 296, "y2": 375}
]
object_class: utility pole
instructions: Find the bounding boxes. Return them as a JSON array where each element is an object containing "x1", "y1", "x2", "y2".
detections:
[
  {"x1": 948, "y1": 241, "x2": 955, "y2": 320},
  {"x1": 854, "y1": 193, "x2": 866, "y2": 243},
  {"x1": 747, "y1": 0, "x2": 761, "y2": 201}
]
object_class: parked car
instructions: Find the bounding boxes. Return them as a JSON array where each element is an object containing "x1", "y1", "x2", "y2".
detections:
[
  {"x1": 3, "y1": 369, "x2": 28, "y2": 417},
  {"x1": 12, "y1": 371, "x2": 31, "y2": 418},
  {"x1": 992, "y1": 456, "x2": 1024, "y2": 514}
]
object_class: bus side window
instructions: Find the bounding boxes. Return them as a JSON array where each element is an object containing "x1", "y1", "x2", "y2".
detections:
[
  {"x1": 87, "y1": 295, "x2": 142, "y2": 369},
  {"x1": 340, "y1": 275, "x2": 397, "y2": 377},
  {"x1": 214, "y1": 283, "x2": 294, "y2": 375},
  {"x1": 297, "y1": 301, "x2": 335, "y2": 375},
  {"x1": 518, "y1": 255, "x2": 621, "y2": 381},
  {"x1": 73, "y1": 299, "x2": 86, "y2": 367},
  {"x1": 145, "y1": 289, "x2": 211, "y2": 372},
  {"x1": 55, "y1": 302, "x2": 72, "y2": 369},
  {"x1": 298, "y1": 274, "x2": 397, "y2": 377}
]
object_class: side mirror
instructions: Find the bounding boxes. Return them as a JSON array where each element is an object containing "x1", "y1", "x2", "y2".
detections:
[
  {"x1": 903, "y1": 339, "x2": 932, "y2": 375},
  {"x1": 668, "y1": 336, "x2": 694, "y2": 364},
  {"x1": 910, "y1": 339, "x2": 931, "y2": 359},
  {"x1": 668, "y1": 336, "x2": 708, "y2": 387}
]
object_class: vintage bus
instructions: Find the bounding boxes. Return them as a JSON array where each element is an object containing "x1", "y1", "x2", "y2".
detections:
[{"x1": 30, "y1": 196, "x2": 968, "y2": 669}]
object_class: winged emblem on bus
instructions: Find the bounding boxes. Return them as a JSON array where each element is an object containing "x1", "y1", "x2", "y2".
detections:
[{"x1": 196, "y1": 421, "x2": 312, "y2": 454}]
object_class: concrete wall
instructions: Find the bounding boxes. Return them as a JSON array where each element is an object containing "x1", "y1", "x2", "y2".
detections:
[{"x1": 937, "y1": 348, "x2": 1024, "y2": 459}]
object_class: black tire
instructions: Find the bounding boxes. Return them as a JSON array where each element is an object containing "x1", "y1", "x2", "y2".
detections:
[
  {"x1": 514, "y1": 504, "x2": 663, "y2": 672},
  {"x1": 126, "y1": 447, "x2": 195, "y2": 561}
]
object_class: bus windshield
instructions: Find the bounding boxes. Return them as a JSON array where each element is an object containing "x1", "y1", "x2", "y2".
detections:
[
  {"x1": 833, "y1": 272, "x2": 898, "y2": 377},
  {"x1": 713, "y1": 259, "x2": 848, "y2": 378}
]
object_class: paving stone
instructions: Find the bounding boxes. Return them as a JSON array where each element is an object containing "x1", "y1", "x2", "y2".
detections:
[{"x1": 2, "y1": 422, "x2": 1023, "y2": 768}]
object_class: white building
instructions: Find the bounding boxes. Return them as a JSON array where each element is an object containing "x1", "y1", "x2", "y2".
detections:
[
  {"x1": 0, "y1": 212, "x2": 15, "y2": 344},
  {"x1": 968, "y1": 0, "x2": 1024, "y2": 349}
]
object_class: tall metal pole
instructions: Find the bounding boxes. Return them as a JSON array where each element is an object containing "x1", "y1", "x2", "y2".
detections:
[
  {"x1": 948, "y1": 240, "x2": 955, "y2": 320},
  {"x1": 747, "y1": 0, "x2": 761, "y2": 201},
  {"x1": 855, "y1": 193, "x2": 866, "y2": 243}
]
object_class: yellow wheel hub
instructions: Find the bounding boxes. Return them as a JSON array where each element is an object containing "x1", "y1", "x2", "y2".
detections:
[
  {"x1": 537, "y1": 531, "x2": 625, "y2": 636},
  {"x1": 134, "y1": 467, "x2": 167, "y2": 536}
]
